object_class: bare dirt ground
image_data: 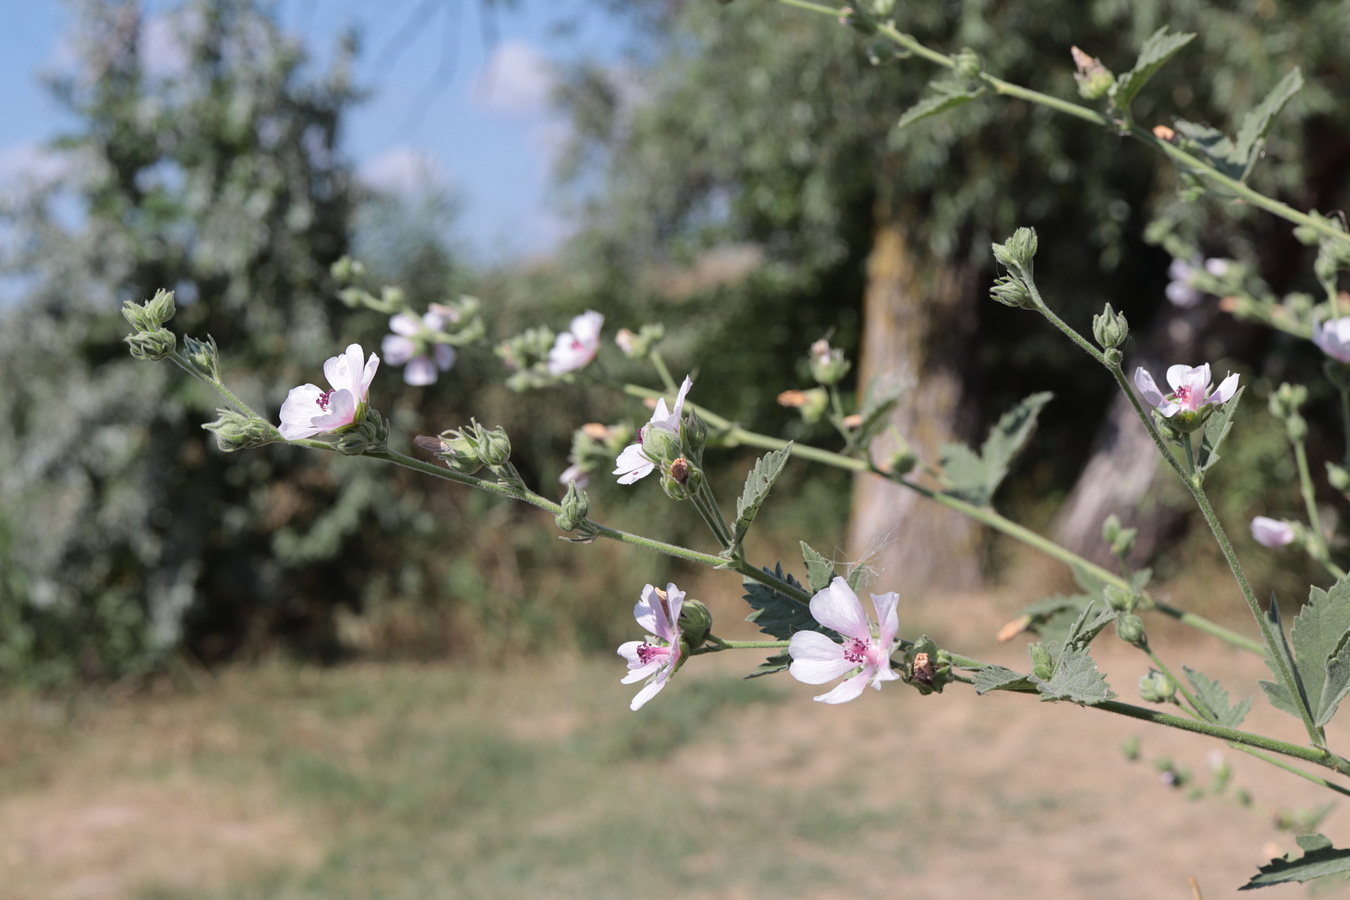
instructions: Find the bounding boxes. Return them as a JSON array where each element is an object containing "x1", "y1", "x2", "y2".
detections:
[{"x1": 4, "y1": 584, "x2": 1350, "y2": 899}]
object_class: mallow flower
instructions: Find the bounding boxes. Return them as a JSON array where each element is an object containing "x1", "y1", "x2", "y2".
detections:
[
  {"x1": 1313, "y1": 317, "x2": 1350, "y2": 364},
  {"x1": 1251, "y1": 516, "x2": 1297, "y2": 548},
  {"x1": 613, "y1": 376, "x2": 693, "y2": 485},
  {"x1": 617, "y1": 583, "x2": 685, "y2": 711},
  {"x1": 1134, "y1": 363, "x2": 1239, "y2": 418},
  {"x1": 788, "y1": 577, "x2": 901, "y2": 704},
  {"x1": 1165, "y1": 257, "x2": 1228, "y2": 308},
  {"x1": 382, "y1": 310, "x2": 456, "y2": 386},
  {"x1": 278, "y1": 343, "x2": 379, "y2": 440},
  {"x1": 548, "y1": 310, "x2": 604, "y2": 375}
]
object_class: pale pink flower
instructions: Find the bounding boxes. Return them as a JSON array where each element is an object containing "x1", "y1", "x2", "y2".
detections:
[
  {"x1": 547, "y1": 310, "x2": 604, "y2": 375},
  {"x1": 1134, "y1": 363, "x2": 1239, "y2": 417},
  {"x1": 789, "y1": 577, "x2": 901, "y2": 704},
  {"x1": 613, "y1": 376, "x2": 693, "y2": 485},
  {"x1": 1251, "y1": 516, "x2": 1296, "y2": 548},
  {"x1": 617, "y1": 583, "x2": 685, "y2": 710},
  {"x1": 559, "y1": 463, "x2": 588, "y2": 488},
  {"x1": 1165, "y1": 257, "x2": 1229, "y2": 308},
  {"x1": 382, "y1": 311, "x2": 456, "y2": 386},
  {"x1": 1314, "y1": 317, "x2": 1350, "y2": 364},
  {"x1": 278, "y1": 344, "x2": 379, "y2": 440}
]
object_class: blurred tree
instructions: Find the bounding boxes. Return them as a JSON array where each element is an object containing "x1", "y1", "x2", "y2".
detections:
[
  {"x1": 549, "y1": 0, "x2": 1349, "y2": 591},
  {"x1": 0, "y1": 0, "x2": 412, "y2": 681}
]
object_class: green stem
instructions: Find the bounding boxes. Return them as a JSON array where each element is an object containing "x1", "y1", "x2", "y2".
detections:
[
  {"x1": 648, "y1": 351, "x2": 678, "y2": 394},
  {"x1": 700, "y1": 636, "x2": 791, "y2": 653},
  {"x1": 1229, "y1": 744, "x2": 1350, "y2": 799},
  {"x1": 1094, "y1": 700, "x2": 1349, "y2": 772},
  {"x1": 366, "y1": 447, "x2": 812, "y2": 603},
  {"x1": 1293, "y1": 434, "x2": 1346, "y2": 579},
  {"x1": 1341, "y1": 385, "x2": 1350, "y2": 474},
  {"x1": 1144, "y1": 646, "x2": 1204, "y2": 718}
]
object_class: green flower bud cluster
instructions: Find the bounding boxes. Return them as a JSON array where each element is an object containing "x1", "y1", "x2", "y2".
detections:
[
  {"x1": 554, "y1": 480, "x2": 593, "y2": 533},
  {"x1": 1138, "y1": 669, "x2": 1177, "y2": 704},
  {"x1": 809, "y1": 339, "x2": 852, "y2": 386},
  {"x1": 989, "y1": 228, "x2": 1040, "y2": 310},
  {"x1": 1092, "y1": 303, "x2": 1129, "y2": 351},
  {"x1": 615, "y1": 324, "x2": 664, "y2": 360},
  {"x1": 417, "y1": 419, "x2": 511, "y2": 474},
  {"x1": 1114, "y1": 612, "x2": 1148, "y2": 649},
  {"x1": 335, "y1": 410, "x2": 390, "y2": 456},
  {"x1": 677, "y1": 598, "x2": 714, "y2": 650},
  {"x1": 182, "y1": 334, "x2": 222, "y2": 382},
  {"x1": 203, "y1": 408, "x2": 280, "y2": 452},
  {"x1": 1070, "y1": 46, "x2": 1114, "y2": 100},
  {"x1": 837, "y1": 6, "x2": 877, "y2": 35},
  {"x1": 496, "y1": 326, "x2": 557, "y2": 391},
  {"x1": 122, "y1": 289, "x2": 178, "y2": 361},
  {"x1": 1101, "y1": 513, "x2": 1137, "y2": 560},
  {"x1": 952, "y1": 48, "x2": 983, "y2": 89}
]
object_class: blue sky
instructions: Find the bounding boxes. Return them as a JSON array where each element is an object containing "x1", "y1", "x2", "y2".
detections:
[{"x1": 0, "y1": 0, "x2": 628, "y2": 262}]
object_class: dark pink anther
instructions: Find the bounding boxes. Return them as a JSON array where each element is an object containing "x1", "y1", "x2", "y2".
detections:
[{"x1": 316, "y1": 390, "x2": 333, "y2": 412}]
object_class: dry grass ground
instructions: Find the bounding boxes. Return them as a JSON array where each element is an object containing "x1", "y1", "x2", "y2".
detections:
[{"x1": 3, "y1": 586, "x2": 1350, "y2": 899}]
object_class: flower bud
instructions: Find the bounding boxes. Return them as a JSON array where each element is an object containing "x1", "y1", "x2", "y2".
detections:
[
  {"x1": 1114, "y1": 612, "x2": 1147, "y2": 648},
  {"x1": 953, "y1": 47, "x2": 983, "y2": 85},
  {"x1": 554, "y1": 481, "x2": 592, "y2": 532},
  {"x1": 615, "y1": 323, "x2": 664, "y2": 360},
  {"x1": 677, "y1": 598, "x2": 713, "y2": 649},
  {"x1": 1103, "y1": 584, "x2": 1133, "y2": 612},
  {"x1": 473, "y1": 426, "x2": 513, "y2": 469},
  {"x1": 778, "y1": 388, "x2": 830, "y2": 424},
  {"x1": 1029, "y1": 643, "x2": 1054, "y2": 681},
  {"x1": 122, "y1": 289, "x2": 177, "y2": 332},
  {"x1": 1138, "y1": 669, "x2": 1177, "y2": 703},
  {"x1": 182, "y1": 334, "x2": 222, "y2": 382},
  {"x1": 660, "y1": 457, "x2": 702, "y2": 500},
  {"x1": 330, "y1": 255, "x2": 364, "y2": 284},
  {"x1": 992, "y1": 227, "x2": 1038, "y2": 271},
  {"x1": 837, "y1": 6, "x2": 877, "y2": 34},
  {"x1": 1092, "y1": 303, "x2": 1129, "y2": 350},
  {"x1": 808, "y1": 339, "x2": 852, "y2": 386},
  {"x1": 990, "y1": 275, "x2": 1034, "y2": 309},
  {"x1": 417, "y1": 430, "x2": 484, "y2": 474},
  {"x1": 641, "y1": 425, "x2": 683, "y2": 467},
  {"x1": 1102, "y1": 514, "x2": 1137, "y2": 559},
  {"x1": 1328, "y1": 462, "x2": 1350, "y2": 493},
  {"x1": 334, "y1": 411, "x2": 388, "y2": 456},
  {"x1": 125, "y1": 327, "x2": 177, "y2": 361},
  {"x1": 884, "y1": 439, "x2": 919, "y2": 478},
  {"x1": 682, "y1": 410, "x2": 709, "y2": 457},
  {"x1": 1070, "y1": 46, "x2": 1114, "y2": 100},
  {"x1": 203, "y1": 408, "x2": 279, "y2": 451}
]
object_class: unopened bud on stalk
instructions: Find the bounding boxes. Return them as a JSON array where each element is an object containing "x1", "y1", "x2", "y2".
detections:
[
  {"x1": 473, "y1": 426, "x2": 513, "y2": 469},
  {"x1": 1030, "y1": 643, "x2": 1054, "y2": 681},
  {"x1": 778, "y1": 388, "x2": 830, "y2": 424},
  {"x1": 682, "y1": 410, "x2": 709, "y2": 458},
  {"x1": 1070, "y1": 46, "x2": 1114, "y2": 100},
  {"x1": 203, "y1": 408, "x2": 278, "y2": 451},
  {"x1": 554, "y1": 481, "x2": 592, "y2": 532},
  {"x1": 1102, "y1": 514, "x2": 1137, "y2": 559},
  {"x1": 125, "y1": 327, "x2": 177, "y2": 361},
  {"x1": 1114, "y1": 613, "x2": 1147, "y2": 648},
  {"x1": 1092, "y1": 303, "x2": 1129, "y2": 350},
  {"x1": 992, "y1": 227, "x2": 1038, "y2": 271},
  {"x1": 335, "y1": 411, "x2": 388, "y2": 456},
  {"x1": 182, "y1": 334, "x2": 222, "y2": 382},
  {"x1": 1138, "y1": 669, "x2": 1177, "y2": 703},
  {"x1": 808, "y1": 339, "x2": 851, "y2": 386},
  {"x1": 122, "y1": 289, "x2": 177, "y2": 332},
  {"x1": 990, "y1": 275, "x2": 1034, "y2": 310},
  {"x1": 678, "y1": 598, "x2": 713, "y2": 649}
]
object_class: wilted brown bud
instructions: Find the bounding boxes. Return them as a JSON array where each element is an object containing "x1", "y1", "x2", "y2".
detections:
[
  {"x1": 669, "y1": 457, "x2": 690, "y2": 485},
  {"x1": 997, "y1": 616, "x2": 1032, "y2": 643},
  {"x1": 1152, "y1": 125, "x2": 1176, "y2": 142},
  {"x1": 911, "y1": 652, "x2": 937, "y2": 684}
]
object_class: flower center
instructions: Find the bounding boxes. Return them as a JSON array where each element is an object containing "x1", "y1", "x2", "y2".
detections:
[
  {"x1": 316, "y1": 389, "x2": 333, "y2": 412},
  {"x1": 636, "y1": 642, "x2": 670, "y2": 666},
  {"x1": 1172, "y1": 384, "x2": 1194, "y2": 408},
  {"x1": 842, "y1": 636, "x2": 870, "y2": 666}
]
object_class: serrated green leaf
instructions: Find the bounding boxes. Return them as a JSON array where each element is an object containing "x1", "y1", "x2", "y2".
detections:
[
  {"x1": 728, "y1": 444, "x2": 793, "y2": 553},
  {"x1": 1130, "y1": 568, "x2": 1153, "y2": 591},
  {"x1": 742, "y1": 564, "x2": 818, "y2": 642},
  {"x1": 1037, "y1": 644, "x2": 1115, "y2": 705},
  {"x1": 938, "y1": 393, "x2": 1051, "y2": 506},
  {"x1": 1183, "y1": 666, "x2": 1251, "y2": 728},
  {"x1": 845, "y1": 566, "x2": 865, "y2": 592},
  {"x1": 1241, "y1": 833, "x2": 1350, "y2": 890},
  {"x1": 1260, "y1": 595, "x2": 1316, "y2": 724},
  {"x1": 1070, "y1": 564, "x2": 1110, "y2": 597},
  {"x1": 973, "y1": 665, "x2": 1040, "y2": 695},
  {"x1": 800, "y1": 541, "x2": 835, "y2": 594},
  {"x1": 937, "y1": 441, "x2": 988, "y2": 504},
  {"x1": 1063, "y1": 598, "x2": 1117, "y2": 650},
  {"x1": 1197, "y1": 385, "x2": 1244, "y2": 476},
  {"x1": 1109, "y1": 27, "x2": 1196, "y2": 118},
  {"x1": 980, "y1": 391, "x2": 1053, "y2": 496},
  {"x1": 896, "y1": 91, "x2": 977, "y2": 130},
  {"x1": 1233, "y1": 68, "x2": 1303, "y2": 180},
  {"x1": 1015, "y1": 594, "x2": 1095, "y2": 644},
  {"x1": 746, "y1": 652, "x2": 792, "y2": 679},
  {"x1": 1291, "y1": 577, "x2": 1350, "y2": 726}
]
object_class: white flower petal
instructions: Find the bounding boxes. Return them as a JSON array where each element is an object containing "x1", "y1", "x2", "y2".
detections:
[
  {"x1": 808, "y1": 577, "x2": 871, "y2": 640},
  {"x1": 788, "y1": 632, "x2": 856, "y2": 684},
  {"x1": 1207, "y1": 372, "x2": 1240, "y2": 406},
  {"x1": 403, "y1": 356, "x2": 438, "y2": 386},
  {"x1": 433, "y1": 344, "x2": 456, "y2": 371},
  {"x1": 813, "y1": 673, "x2": 871, "y2": 704},
  {"x1": 381, "y1": 334, "x2": 415, "y2": 365},
  {"x1": 389, "y1": 314, "x2": 420, "y2": 336},
  {"x1": 614, "y1": 443, "x2": 654, "y2": 484}
]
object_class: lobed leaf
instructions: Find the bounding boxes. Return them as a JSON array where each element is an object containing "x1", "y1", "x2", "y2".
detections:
[
  {"x1": 1109, "y1": 27, "x2": 1196, "y2": 118},
  {"x1": 896, "y1": 91, "x2": 978, "y2": 131},
  {"x1": 800, "y1": 541, "x2": 835, "y2": 594},
  {"x1": 728, "y1": 444, "x2": 793, "y2": 553},
  {"x1": 1242, "y1": 834, "x2": 1350, "y2": 890},
  {"x1": 1197, "y1": 385, "x2": 1244, "y2": 476},
  {"x1": 746, "y1": 652, "x2": 792, "y2": 679},
  {"x1": 973, "y1": 665, "x2": 1040, "y2": 695},
  {"x1": 938, "y1": 392, "x2": 1053, "y2": 506},
  {"x1": 1259, "y1": 596, "x2": 1316, "y2": 725},
  {"x1": 937, "y1": 442, "x2": 988, "y2": 505},
  {"x1": 1233, "y1": 68, "x2": 1303, "y2": 180},
  {"x1": 1290, "y1": 577, "x2": 1350, "y2": 726},
  {"x1": 1183, "y1": 666, "x2": 1251, "y2": 729},
  {"x1": 743, "y1": 564, "x2": 819, "y2": 642},
  {"x1": 1036, "y1": 644, "x2": 1115, "y2": 705}
]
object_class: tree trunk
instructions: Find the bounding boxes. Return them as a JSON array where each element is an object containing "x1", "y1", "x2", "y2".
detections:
[{"x1": 848, "y1": 208, "x2": 983, "y2": 595}]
